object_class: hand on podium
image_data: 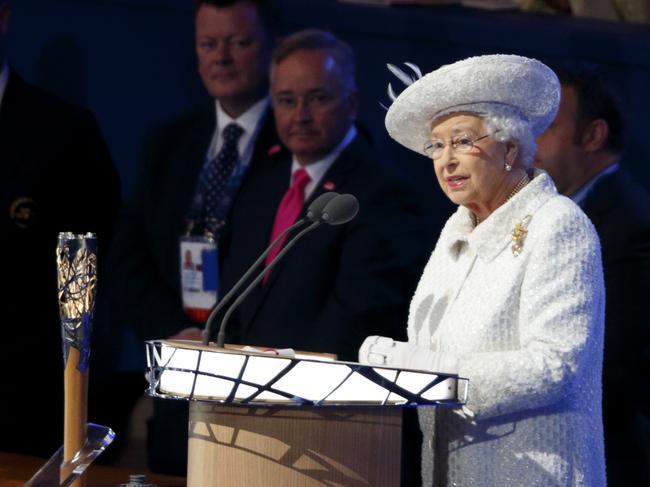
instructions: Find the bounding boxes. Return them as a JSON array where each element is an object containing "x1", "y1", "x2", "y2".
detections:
[{"x1": 359, "y1": 335, "x2": 459, "y2": 374}]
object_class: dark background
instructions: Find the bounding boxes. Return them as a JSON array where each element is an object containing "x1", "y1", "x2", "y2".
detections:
[{"x1": 6, "y1": 0, "x2": 650, "y2": 210}]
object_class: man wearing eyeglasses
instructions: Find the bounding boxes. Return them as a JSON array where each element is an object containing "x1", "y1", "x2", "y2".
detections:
[
  {"x1": 535, "y1": 63, "x2": 650, "y2": 487},
  {"x1": 216, "y1": 29, "x2": 428, "y2": 364}
]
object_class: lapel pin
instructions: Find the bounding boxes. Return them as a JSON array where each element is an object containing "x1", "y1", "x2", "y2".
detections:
[
  {"x1": 267, "y1": 144, "x2": 281, "y2": 156},
  {"x1": 323, "y1": 181, "x2": 336, "y2": 191}
]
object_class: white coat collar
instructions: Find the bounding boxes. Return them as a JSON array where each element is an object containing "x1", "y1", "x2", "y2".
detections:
[{"x1": 443, "y1": 170, "x2": 558, "y2": 261}]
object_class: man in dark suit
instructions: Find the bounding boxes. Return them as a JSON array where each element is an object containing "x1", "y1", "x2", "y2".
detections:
[
  {"x1": 535, "y1": 64, "x2": 650, "y2": 487},
  {"x1": 0, "y1": 0, "x2": 121, "y2": 457},
  {"x1": 107, "y1": 0, "x2": 279, "y2": 474},
  {"x1": 217, "y1": 29, "x2": 428, "y2": 361},
  {"x1": 111, "y1": 0, "x2": 277, "y2": 343}
]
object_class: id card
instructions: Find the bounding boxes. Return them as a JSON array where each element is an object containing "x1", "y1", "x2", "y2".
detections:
[{"x1": 180, "y1": 235, "x2": 218, "y2": 323}]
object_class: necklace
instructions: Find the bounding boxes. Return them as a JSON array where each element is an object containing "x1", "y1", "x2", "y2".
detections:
[
  {"x1": 473, "y1": 172, "x2": 530, "y2": 226},
  {"x1": 507, "y1": 173, "x2": 530, "y2": 201}
]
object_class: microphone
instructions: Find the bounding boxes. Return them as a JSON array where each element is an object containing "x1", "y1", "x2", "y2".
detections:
[
  {"x1": 201, "y1": 191, "x2": 339, "y2": 345},
  {"x1": 307, "y1": 191, "x2": 339, "y2": 221},
  {"x1": 213, "y1": 192, "x2": 360, "y2": 348},
  {"x1": 322, "y1": 193, "x2": 359, "y2": 225}
]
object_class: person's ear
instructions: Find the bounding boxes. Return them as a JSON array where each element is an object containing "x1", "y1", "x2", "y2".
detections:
[
  {"x1": 580, "y1": 118, "x2": 609, "y2": 153},
  {"x1": 504, "y1": 141, "x2": 519, "y2": 166}
]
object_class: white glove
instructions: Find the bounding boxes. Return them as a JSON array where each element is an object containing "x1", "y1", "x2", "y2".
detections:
[{"x1": 358, "y1": 335, "x2": 458, "y2": 373}]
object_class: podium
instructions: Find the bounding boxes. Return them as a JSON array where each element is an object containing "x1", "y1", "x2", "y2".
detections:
[{"x1": 145, "y1": 340, "x2": 468, "y2": 486}]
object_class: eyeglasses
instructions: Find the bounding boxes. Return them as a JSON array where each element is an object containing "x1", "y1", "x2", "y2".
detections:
[{"x1": 423, "y1": 133, "x2": 491, "y2": 160}]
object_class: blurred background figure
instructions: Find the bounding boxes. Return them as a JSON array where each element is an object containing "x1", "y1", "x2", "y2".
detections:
[
  {"x1": 517, "y1": 0, "x2": 649, "y2": 23},
  {"x1": 0, "y1": 0, "x2": 120, "y2": 458},
  {"x1": 535, "y1": 62, "x2": 650, "y2": 487},
  {"x1": 107, "y1": 0, "x2": 279, "y2": 475}
]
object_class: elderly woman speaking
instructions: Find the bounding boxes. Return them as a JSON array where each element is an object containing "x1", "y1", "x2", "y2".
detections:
[{"x1": 359, "y1": 55, "x2": 606, "y2": 486}]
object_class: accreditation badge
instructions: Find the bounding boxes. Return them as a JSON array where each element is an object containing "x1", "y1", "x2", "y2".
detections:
[{"x1": 179, "y1": 235, "x2": 218, "y2": 323}]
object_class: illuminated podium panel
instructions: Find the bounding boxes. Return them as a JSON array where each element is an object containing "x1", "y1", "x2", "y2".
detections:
[{"x1": 146, "y1": 340, "x2": 469, "y2": 487}]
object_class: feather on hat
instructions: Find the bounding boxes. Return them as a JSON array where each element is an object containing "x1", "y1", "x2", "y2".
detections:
[{"x1": 385, "y1": 54, "x2": 560, "y2": 156}]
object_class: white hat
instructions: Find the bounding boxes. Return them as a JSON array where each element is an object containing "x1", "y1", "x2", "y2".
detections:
[{"x1": 385, "y1": 54, "x2": 560, "y2": 156}]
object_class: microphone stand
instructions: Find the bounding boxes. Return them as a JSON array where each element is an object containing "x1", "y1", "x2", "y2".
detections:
[
  {"x1": 201, "y1": 218, "x2": 309, "y2": 345},
  {"x1": 215, "y1": 220, "x2": 322, "y2": 348}
]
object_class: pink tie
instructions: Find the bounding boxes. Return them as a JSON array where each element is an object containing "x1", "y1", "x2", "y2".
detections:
[{"x1": 263, "y1": 168, "x2": 311, "y2": 282}]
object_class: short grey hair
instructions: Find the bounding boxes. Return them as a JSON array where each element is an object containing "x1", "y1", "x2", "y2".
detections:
[
  {"x1": 271, "y1": 29, "x2": 357, "y2": 95},
  {"x1": 481, "y1": 105, "x2": 537, "y2": 169},
  {"x1": 432, "y1": 103, "x2": 538, "y2": 168}
]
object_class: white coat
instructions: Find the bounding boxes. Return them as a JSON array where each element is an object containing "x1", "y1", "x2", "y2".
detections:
[{"x1": 410, "y1": 171, "x2": 606, "y2": 486}]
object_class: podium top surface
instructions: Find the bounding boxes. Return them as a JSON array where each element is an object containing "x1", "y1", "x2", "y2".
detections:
[{"x1": 145, "y1": 340, "x2": 468, "y2": 407}]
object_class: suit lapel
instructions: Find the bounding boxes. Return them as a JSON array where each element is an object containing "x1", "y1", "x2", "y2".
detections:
[
  {"x1": 303, "y1": 137, "x2": 364, "y2": 210},
  {"x1": 251, "y1": 137, "x2": 365, "y2": 304}
]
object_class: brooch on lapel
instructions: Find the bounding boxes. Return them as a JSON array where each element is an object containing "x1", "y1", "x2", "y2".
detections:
[
  {"x1": 267, "y1": 144, "x2": 281, "y2": 156},
  {"x1": 511, "y1": 215, "x2": 532, "y2": 257},
  {"x1": 323, "y1": 181, "x2": 336, "y2": 191}
]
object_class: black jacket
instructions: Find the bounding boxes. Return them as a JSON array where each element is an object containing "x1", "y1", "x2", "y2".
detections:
[{"x1": 0, "y1": 69, "x2": 120, "y2": 457}]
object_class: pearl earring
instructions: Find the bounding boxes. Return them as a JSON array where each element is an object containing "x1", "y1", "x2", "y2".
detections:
[{"x1": 505, "y1": 162, "x2": 512, "y2": 172}]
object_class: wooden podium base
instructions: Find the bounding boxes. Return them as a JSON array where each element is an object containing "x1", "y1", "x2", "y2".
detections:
[{"x1": 188, "y1": 402, "x2": 402, "y2": 486}]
